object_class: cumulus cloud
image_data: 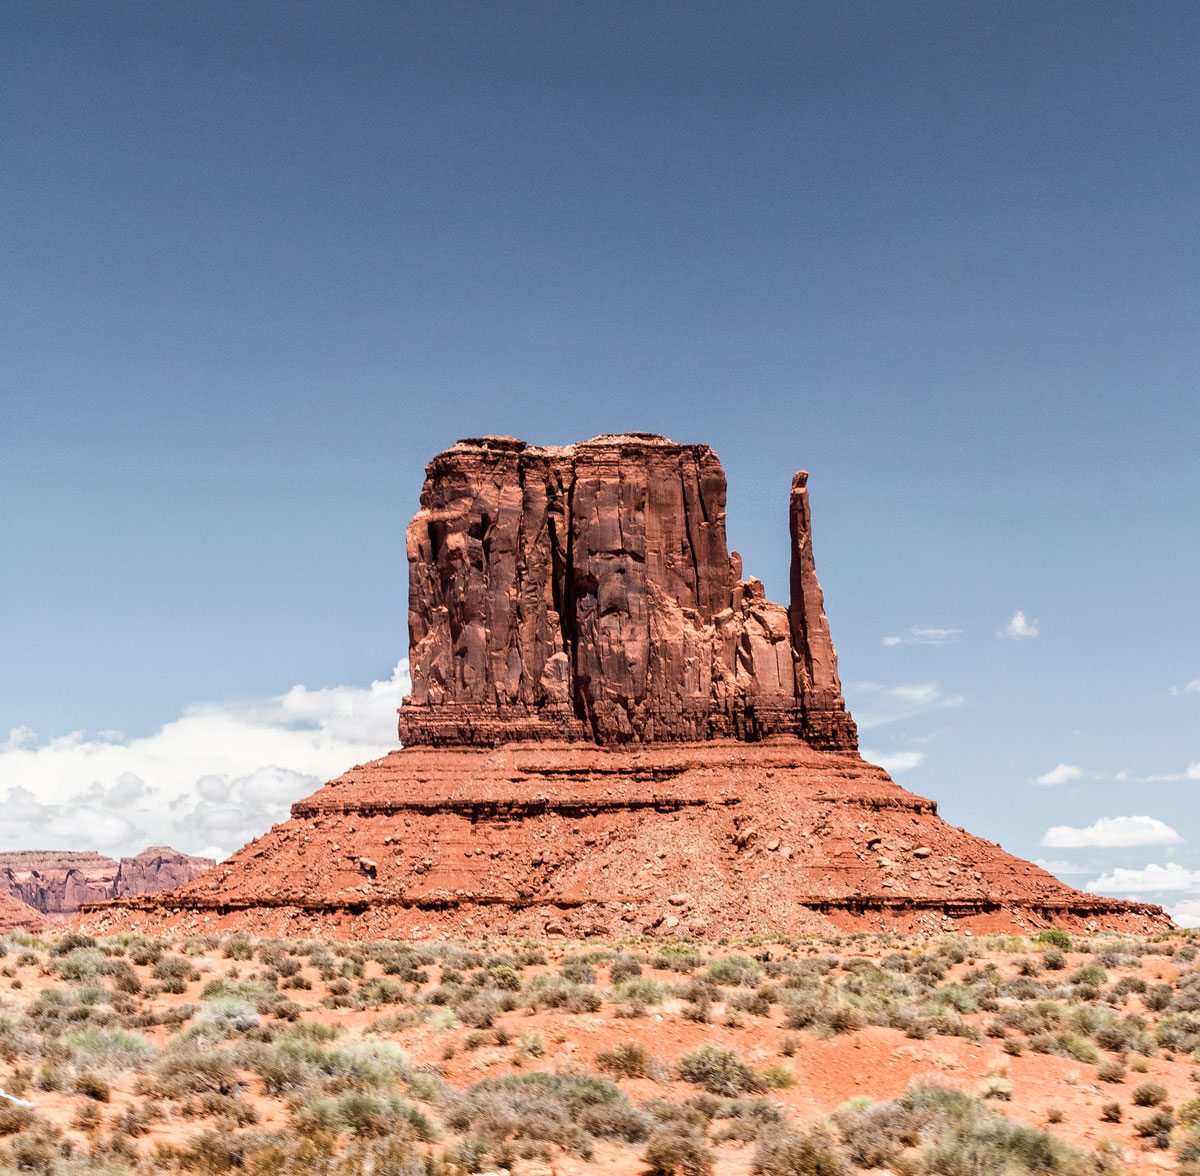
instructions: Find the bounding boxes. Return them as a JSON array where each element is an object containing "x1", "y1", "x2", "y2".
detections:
[
  {"x1": 847, "y1": 681, "x2": 965, "y2": 730},
  {"x1": 1032, "y1": 858, "x2": 1090, "y2": 875},
  {"x1": 1169, "y1": 679, "x2": 1200, "y2": 697},
  {"x1": 1170, "y1": 899, "x2": 1200, "y2": 928},
  {"x1": 883, "y1": 627, "x2": 962, "y2": 647},
  {"x1": 1034, "y1": 763, "x2": 1084, "y2": 786},
  {"x1": 862, "y1": 749, "x2": 925, "y2": 773},
  {"x1": 1040, "y1": 815, "x2": 1184, "y2": 849},
  {"x1": 0, "y1": 662, "x2": 409, "y2": 861},
  {"x1": 1085, "y1": 863, "x2": 1200, "y2": 895},
  {"x1": 1001, "y1": 610, "x2": 1040, "y2": 639}
]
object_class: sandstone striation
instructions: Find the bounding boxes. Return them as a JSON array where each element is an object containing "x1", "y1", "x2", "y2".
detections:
[
  {"x1": 2, "y1": 847, "x2": 214, "y2": 915},
  {"x1": 0, "y1": 891, "x2": 44, "y2": 935},
  {"x1": 78, "y1": 434, "x2": 1170, "y2": 939}
]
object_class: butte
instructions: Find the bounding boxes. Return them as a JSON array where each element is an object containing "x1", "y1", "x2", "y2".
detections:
[{"x1": 80, "y1": 435, "x2": 1169, "y2": 939}]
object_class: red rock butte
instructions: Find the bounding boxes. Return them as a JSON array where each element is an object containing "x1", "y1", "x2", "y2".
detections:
[{"x1": 79, "y1": 435, "x2": 1169, "y2": 939}]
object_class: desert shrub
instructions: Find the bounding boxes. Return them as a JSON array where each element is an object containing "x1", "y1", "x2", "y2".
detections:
[
  {"x1": 760, "y1": 1066, "x2": 797, "y2": 1089},
  {"x1": 1135, "y1": 1108, "x2": 1177, "y2": 1147},
  {"x1": 1100, "y1": 1101, "x2": 1122, "y2": 1122},
  {"x1": 488, "y1": 964, "x2": 521, "y2": 991},
  {"x1": 1144, "y1": 982, "x2": 1174, "y2": 1011},
  {"x1": 609, "y1": 953, "x2": 642, "y2": 983},
  {"x1": 51, "y1": 932, "x2": 97, "y2": 957},
  {"x1": 1070, "y1": 962, "x2": 1108, "y2": 987},
  {"x1": 108, "y1": 959, "x2": 142, "y2": 995},
  {"x1": 0, "y1": 1104, "x2": 37, "y2": 1137},
  {"x1": 74, "y1": 1070, "x2": 111, "y2": 1101},
  {"x1": 147, "y1": 1040, "x2": 240, "y2": 1097},
  {"x1": 1179, "y1": 1096, "x2": 1200, "y2": 1127},
  {"x1": 221, "y1": 933, "x2": 254, "y2": 960},
  {"x1": 577, "y1": 1099, "x2": 654, "y2": 1142},
  {"x1": 706, "y1": 955, "x2": 762, "y2": 987},
  {"x1": 355, "y1": 978, "x2": 405, "y2": 1008},
  {"x1": 596, "y1": 1040, "x2": 652, "y2": 1079},
  {"x1": 191, "y1": 996, "x2": 261, "y2": 1038},
  {"x1": 677, "y1": 1044, "x2": 762, "y2": 1096},
  {"x1": 1096, "y1": 1060, "x2": 1125, "y2": 1083},
  {"x1": 652, "y1": 949, "x2": 702, "y2": 974},
  {"x1": 642, "y1": 1128, "x2": 714, "y2": 1176},
  {"x1": 728, "y1": 989, "x2": 772, "y2": 1017},
  {"x1": 444, "y1": 1071, "x2": 626, "y2": 1158},
  {"x1": 754, "y1": 1125, "x2": 846, "y2": 1176},
  {"x1": 72, "y1": 1101, "x2": 103, "y2": 1133},
  {"x1": 307, "y1": 1038, "x2": 412, "y2": 1089},
  {"x1": 125, "y1": 938, "x2": 164, "y2": 967},
  {"x1": 54, "y1": 947, "x2": 109, "y2": 980},
  {"x1": 918, "y1": 1111, "x2": 1089, "y2": 1174},
  {"x1": 1035, "y1": 929, "x2": 1072, "y2": 950},
  {"x1": 64, "y1": 1024, "x2": 155, "y2": 1069},
  {"x1": 1041, "y1": 948, "x2": 1066, "y2": 970},
  {"x1": 560, "y1": 957, "x2": 596, "y2": 985},
  {"x1": 1132, "y1": 1080, "x2": 1168, "y2": 1106},
  {"x1": 711, "y1": 1097, "x2": 785, "y2": 1143},
  {"x1": 978, "y1": 1073, "x2": 1012, "y2": 1101}
]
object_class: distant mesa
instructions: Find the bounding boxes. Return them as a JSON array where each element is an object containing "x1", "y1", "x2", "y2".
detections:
[
  {"x1": 77, "y1": 435, "x2": 1170, "y2": 939},
  {"x1": 0, "y1": 846, "x2": 214, "y2": 928}
]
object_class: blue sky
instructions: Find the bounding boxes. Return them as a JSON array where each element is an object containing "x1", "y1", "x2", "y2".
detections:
[{"x1": 3, "y1": 4, "x2": 1198, "y2": 918}]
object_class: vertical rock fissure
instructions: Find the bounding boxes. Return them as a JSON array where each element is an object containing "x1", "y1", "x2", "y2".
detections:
[{"x1": 679, "y1": 455, "x2": 702, "y2": 605}]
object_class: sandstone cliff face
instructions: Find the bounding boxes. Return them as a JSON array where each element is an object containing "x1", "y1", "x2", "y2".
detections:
[
  {"x1": 0, "y1": 847, "x2": 214, "y2": 915},
  {"x1": 400, "y1": 435, "x2": 856, "y2": 749}
]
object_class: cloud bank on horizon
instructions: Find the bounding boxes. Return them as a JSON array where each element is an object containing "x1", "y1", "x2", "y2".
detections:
[{"x1": 0, "y1": 663, "x2": 409, "y2": 862}]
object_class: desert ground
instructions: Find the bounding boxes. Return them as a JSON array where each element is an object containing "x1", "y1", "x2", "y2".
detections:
[{"x1": 1, "y1": 928, "x2": 1198, "y2": 1175}]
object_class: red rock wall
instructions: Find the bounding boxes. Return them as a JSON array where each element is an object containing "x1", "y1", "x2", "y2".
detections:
[
  {"x1": 0, "y1": 847, "x2": 214, "y2": 915},
  {"x1": 399, "y1": 434, "x2": 856, "y2": 749}
]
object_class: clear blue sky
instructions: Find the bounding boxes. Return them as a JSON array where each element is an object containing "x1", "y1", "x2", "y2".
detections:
[{"x1": 3, "y1": 3, "x2": 1198, "y2": 916}]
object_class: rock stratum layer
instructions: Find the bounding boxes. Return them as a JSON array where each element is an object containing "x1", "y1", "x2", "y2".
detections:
[
  {"x1": 79, "y1": 435, "x2": 1170, "y2": 939},
  {"x1": 2, "y1": 847, "x2": 214, "y2": 917}
]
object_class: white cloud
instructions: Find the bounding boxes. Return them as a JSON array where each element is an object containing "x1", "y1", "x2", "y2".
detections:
[
  {"x1": 1041, "y1": 815, "x2": 1184, "y2": 849},
  {"x1": 0, "y1": 662, "x2": 408, "y2": 861},
  {"x1": 1001, "y1": 610, "x2": 1040, "y2": 639},
  {"x1": 1032, "y1": 858, "x2": 1090, "y2": 876},
  {"x1": 1034, "y1": 763, "x2": 1084, "y2": 786},
  {"x1": 1169, "y1": 679, "x2": 1200, "y2": 697},
  {"x1": 883, "y1": 627, "x2": 962, "y2": 647},
  {"x1": 1169, "y1": 899, "x2": 1200, "y2": 928},
  {"x1": 862, "y1": 749, "x2": 925, "y2": 773},
  {"x1": 847, "y1": 681, "x2": 964, "y2": 730},
  {"x1": 1085, "y1": 863, "x2": 1200, "y2": 895}
]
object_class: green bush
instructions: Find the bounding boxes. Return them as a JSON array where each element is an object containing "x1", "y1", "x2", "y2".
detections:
[{"x1": 1035, "y1": 929, "x2": 1072, "y2": 950}]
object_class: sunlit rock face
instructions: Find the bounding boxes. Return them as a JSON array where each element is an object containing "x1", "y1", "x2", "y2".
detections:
[{"x1": 400, "y1": 434, "x2": 856, "y2": 749}]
